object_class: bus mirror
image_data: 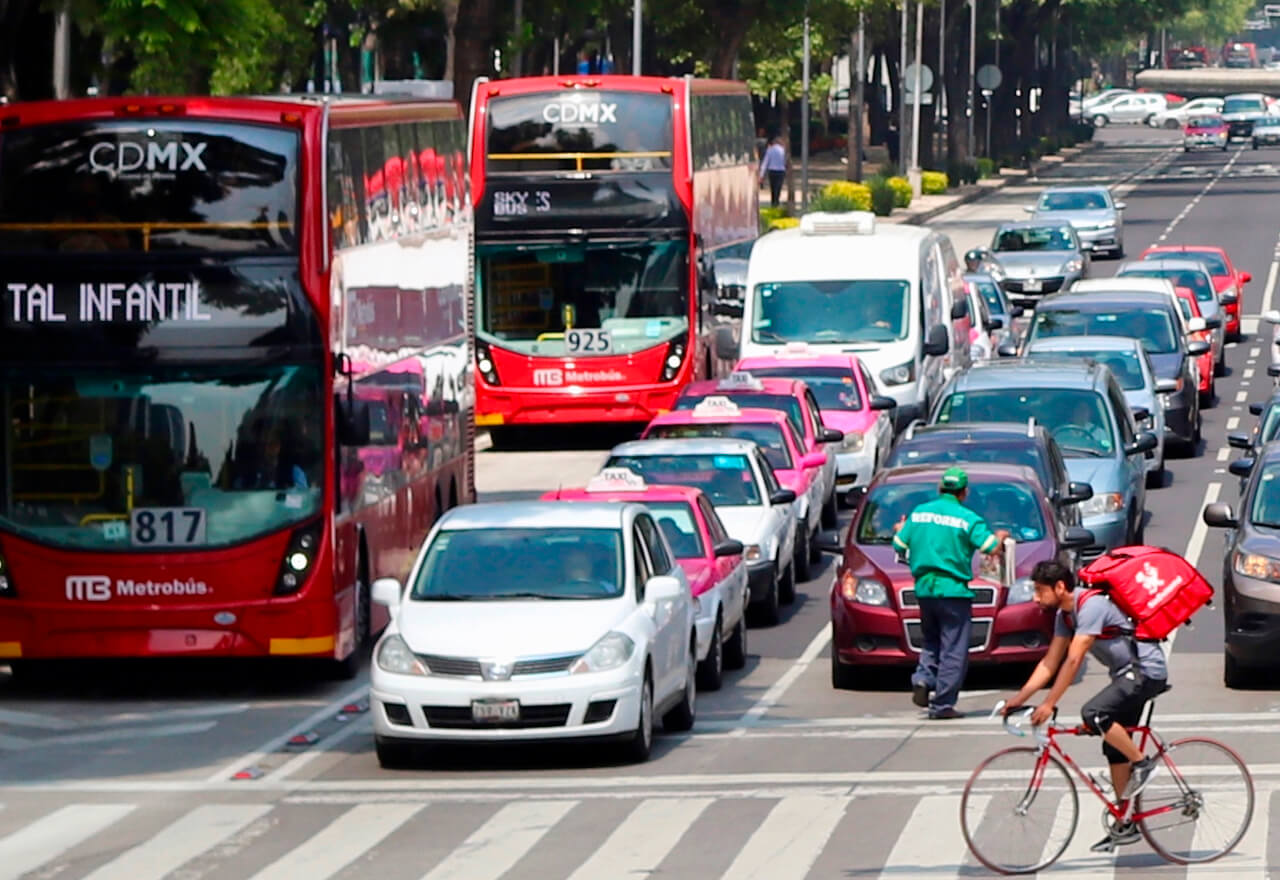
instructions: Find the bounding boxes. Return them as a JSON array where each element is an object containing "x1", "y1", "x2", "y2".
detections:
[
  {"x1": 715, "y1": 326, "x2": 738, "y2": 361},
  {"x1": 337, "y1": 396, "x2": 371, "y2": 446}
]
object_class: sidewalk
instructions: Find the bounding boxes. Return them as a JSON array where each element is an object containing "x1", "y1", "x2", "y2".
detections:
[{"x1": 779, "y1": 141, "x2": 1103, "y2": 227}]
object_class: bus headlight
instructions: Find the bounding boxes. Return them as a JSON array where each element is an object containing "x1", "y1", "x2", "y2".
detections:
[
  {"x1": 660, "y1": 339, "x2": 687, "y2": 382},
  {"x1": 476, "y1": 340, "x2": 500, "y2": 386},
  {"x1": 275, "y1": 521, "x2": 322, "y2": 595}
]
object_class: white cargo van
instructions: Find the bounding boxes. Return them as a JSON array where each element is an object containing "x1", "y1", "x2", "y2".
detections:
[{"x1": 722, "y1": 212, "x2": 971, "y2": 426}]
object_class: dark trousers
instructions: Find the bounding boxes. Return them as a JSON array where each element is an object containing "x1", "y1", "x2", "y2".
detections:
[
  {"x1": 767, "y1": 170, "x2": 786, "y2": 206},
  {"x1": 911, "y1": 597, "x2": 973, "y2": 711}
]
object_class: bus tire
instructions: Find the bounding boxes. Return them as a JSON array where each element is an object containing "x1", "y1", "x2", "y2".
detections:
[{"x1": 330, "y1": 551, "x2": 371, "y2": 680}]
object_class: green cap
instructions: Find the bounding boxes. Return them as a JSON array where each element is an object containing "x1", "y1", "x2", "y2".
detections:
[{"x1": 940, "y1": 466, "x2": 968, "y2": 491}]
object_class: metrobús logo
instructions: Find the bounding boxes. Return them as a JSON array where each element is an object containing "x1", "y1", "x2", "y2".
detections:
[
  {"x1": 65, "y1": 575, "x2": 211, "y2": 602},
  {"x1": 531, "y1": 368, "x2": 626, "y2": 386}
]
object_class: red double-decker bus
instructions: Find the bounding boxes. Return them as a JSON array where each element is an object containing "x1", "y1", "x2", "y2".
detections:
[
  {"x1": 467, "y1": 75, "x2": 759, "y2": 444},
  {"x1": 0, "y1": 93, "x2": 474, "y2": 676}
]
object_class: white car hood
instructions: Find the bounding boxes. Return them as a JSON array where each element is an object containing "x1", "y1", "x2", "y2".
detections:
[
  {"x1": 395, "y1": 598, "x2": 632, "y2": 658},
  {"x1": 715, "y1": 505, "x2": 776, "y2": 544}
]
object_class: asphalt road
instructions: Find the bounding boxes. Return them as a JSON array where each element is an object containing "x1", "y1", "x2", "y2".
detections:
[{"x1": 3, "y1": 126, "x2": 1280, "y2": 879}]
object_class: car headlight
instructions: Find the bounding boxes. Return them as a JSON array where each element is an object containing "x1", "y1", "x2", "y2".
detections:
[
  {"x1": 1233, "y1": 551, "x2": 1280, "y2": 582},
  {"x1": 1007, "y1": 577, "x2": 1035, "y2": 604},
  {"x1": 1063, "y1": 259, "x2": 1083, "y2": 274},
  {"x1": 570, "y1": 631, "x2": 635, "y2": 674},
  {"x1": 842, "y1": 430, "x2": 865, "y2": 452},
  {"x1": 839, "y1": 571, "x2": 889, "y2": 606},
  {"x1": 1080, "y1": 492, "x2": 1125, "y2": 516},
  {"x1": 376, "y1": 634, "x2": 428, "y2": 676},
  {"x1": 744, "y1": 543, "x2": 762, "y2": 561},
  {"x1": 880, "y1": 361, "x2": 915, "y2": 386}
]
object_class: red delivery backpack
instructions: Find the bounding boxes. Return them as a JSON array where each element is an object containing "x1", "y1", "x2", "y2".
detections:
[{"x1": 1076, "y1": 545, "x2": 1213, "y2": 641}]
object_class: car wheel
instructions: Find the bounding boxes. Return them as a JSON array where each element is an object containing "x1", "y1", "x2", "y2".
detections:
[
  {"x1": 1145, "y1": 460, "x2": 1165, "y2": 489},
  {"x1": 749, "y1": 567, "x2": 781, "y2": 626},
  {"x1": 1224, "y1": 651, "x2": 1248, "y2": 689},
  {"x1": 808, "y1": 523, "x2": 822, "y2": 565},
  {"x1": 623, "y1": 672, "x2": 655, "y2": 763},
  {"x1": 793, "y1": 529, "x2": 812, "y2": 584},
  {"x1": 831, "y1": 638, "x2": 859, "y2": 690},
  {"x1": 778, "y1": 559, "x2": 797, "y2": 605},
  {"x1": 663, "y1": 637, "x2": 697, "y2": 732},
  {"x1": 1165, "y1": 118, "x2": 1181, "y2": 129},
  {"x1": 1092, "y1": 114, "x2": 1109, "y2": 128},
  {"x1": 724, "y1": 608, "x2": 748, "y2": 669},
  {"x1": 1132, "y1": 509, "x2": 1145, "y2": 545},
  {"x1": 696, "y1": 616, "x2": 724, "y2": 691},
  {"x1": 330, "y1": 569, "x2": 370, "y2": 681},
  {"x1": 374, "y1": 736, "x2": 416, "y2": 770},
  {"x1": 822, "y1": 491, "x2": 839, "y2": 529}
]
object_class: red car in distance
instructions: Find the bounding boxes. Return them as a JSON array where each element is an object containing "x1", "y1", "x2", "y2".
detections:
[
  {"x1": 1171, "y1": 286, "x2": 1216, "y2": 404},
  {"x1": 1141, "y1": 244, "x2": 1250, "y2": 340}
]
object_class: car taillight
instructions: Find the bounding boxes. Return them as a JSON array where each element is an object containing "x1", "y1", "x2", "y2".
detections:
[{"x1": 275, "y1": 521, "x2": 322, "y2": 596}]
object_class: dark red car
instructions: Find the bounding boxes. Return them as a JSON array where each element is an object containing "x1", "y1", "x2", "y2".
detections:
[
  {"x1": 1141, "y1": 244, "x2": 1250, "y2": 341},
  {"x1": 823, "y1": 463, "x2": 1094, "y2": 689}
]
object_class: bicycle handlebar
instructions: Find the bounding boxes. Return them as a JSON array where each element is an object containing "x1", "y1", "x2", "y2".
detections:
[{"x1": 991, "y1": 700, "x2": 1052, "y2": 742}]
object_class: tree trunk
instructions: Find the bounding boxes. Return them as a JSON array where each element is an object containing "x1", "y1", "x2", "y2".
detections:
[
  {"x1": 441, "y1": 0, "x2": 458, "y2": 83},
  {"x1": 453, "y1": 0, "x2": 496, "y2": 116},
  {"x1": 0, "y1": 0, "x2": 37, "y2": 100},
  {"x1": 707, "y1": 0, "x2": 762, "y2": 79}
]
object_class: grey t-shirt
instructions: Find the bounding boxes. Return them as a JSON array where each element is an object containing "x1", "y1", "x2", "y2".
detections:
[{"x1": 1054, "y1": 590, "x2": 1168, "y2": 680}]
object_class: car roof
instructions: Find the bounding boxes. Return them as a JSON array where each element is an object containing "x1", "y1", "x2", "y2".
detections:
[
  {"x1": 872, "y1": 462, "x2": 1045, "y2": 487},
  {"x1": 1071, "y1": 277, "x2": 1175, "y2": 296},
  {"x1": 1122, "y1": 258, "x2": 1212, "y2": 274},
  {"x1": 963, "y1": 272, "x2": 1000, "y2": 284},
  {"x1": 899, "y1": 422, "x2": 1050, "y2": 444},
  {"x1": 1037, "y1": 185, "x2": 1110, "y2": 195},
  {"x1": 682, "y1": 376, "x2": 805, "y2": 397},
  {"x1": 1037, "y1": 289, "x2": 1172, "y2": 310},
  {"x1": 748, "y1": 222, "x2": 932, "y2": 281},
  {"x1": 1144, "y1": 244, "x2": 1227, "y2": 256},
  {"x1": 1026, "y1": 335, "x2": 1144, "y2": 353},
  {"x1": 439, "y1": 501, "x2": 634, "y2": 530},
  {"x1": 736, "y1": 352, "x2": 862, "y2": 371},
  {"x1": 945, "y1": 359, "x2": 1110, "y2": 391},
  {"x1": 648, "y1": 406, "x2": 792, "y2": 428},
  {"x1": 995, "y1": 219, "x2": 1077, "y2": 230},
  {"x1": 548, "y1": 485, "x2": 705, "y2": 505},
  {"x1": 610, "y1": 437, "x2": 762, "y2": 457}
]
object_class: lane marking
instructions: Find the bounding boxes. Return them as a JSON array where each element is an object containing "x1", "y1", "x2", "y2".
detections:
[
  {"x1": 247, "y1": 802, "x2": 424, "y2": 880},
  {"x1": 1251, "y1": 347, "x2": 1261, "y2": 358},
  {"x1": 0, "y1": 804, "x2": 137, "y2": 880},
  {"x1": 1263, "y1": 259, "x2": 1279, "y2": 316},
  {"x1": 1218, "y1": 447, "x2": 1231, "y2": 462},
  {"x1": 731, "y1": 616, "x2": 832, "y2": 735},
  {"x1": 565, "y1": 797, "x2": 711, "y2": 880},
  {"x1": 1172, "y1": 481, "x2": 1221, "y2": 656},
  {"x1": 80, "y1": 804, "x2": 271, "y2": 880},
  {"x1": 260, "y1": 715, "x2": 372, "y2": 783},
  {"x1": 879, "y1": 795, "x2": 979, "y2": 880},
  {"x1": 1243, "y1": 369, "x2": 1255, "y2": 380},
  {"x1": 1227, "y1": 417, "x2": 1240, "y2": 429},
  {"x1": 1237, "y1": 391, "x2": 1249, "y2": 403},
  {"x1": 422, "y1": 800, "x2": 576, "y2": 880},
  {"x1": 722, "y1": 795, "x2": 851, "y2": 880}
]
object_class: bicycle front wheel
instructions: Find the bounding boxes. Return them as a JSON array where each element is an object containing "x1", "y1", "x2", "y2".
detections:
[
  {"x1": 1137, "y1": 737, "x2": 1255, "y2": 864},
  {"x1": 962, "y1": 746, "x2": 1079, "y2": 875}
]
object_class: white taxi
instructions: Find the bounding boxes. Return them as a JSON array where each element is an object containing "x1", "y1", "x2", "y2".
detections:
[{"x1": 369, "y1": 501, "x2": 697, "y2": 766}]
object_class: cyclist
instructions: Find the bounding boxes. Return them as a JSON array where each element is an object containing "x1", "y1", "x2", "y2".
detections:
[{"x1": 1004, "y1": 559, "x2": 1168, "y2": 853}]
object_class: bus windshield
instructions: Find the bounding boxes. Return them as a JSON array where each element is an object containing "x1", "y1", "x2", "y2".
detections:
[
  {"x1": 479, "y1": 239, "x2": 688, "y2": 356},
  {"x1": 0, "y1": 363, "x2": 323, "y2": 550},
  {"x1": 0, "y1": 120, "x2": 298, "y2": 254}
]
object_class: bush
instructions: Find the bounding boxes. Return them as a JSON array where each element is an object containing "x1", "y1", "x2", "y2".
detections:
[
  {"x1": 887, "y1": 175, "x2": 914, "y2": 208},
  {"x1": 1038, "y1": 135, "x2": 1059, "y2": 155},
  {"x1": 809, "y1": 180, "x2": 872, "y2": 212},
  {"x1": 759, "y1": 206, "x2": 790, "y2": 224},
  {"x1": 921, "y1": 170, "x2": 948, "y2": 195},
  {"x1": 768, "y1": 216, "x2": 800, "y2": 231},
  {"x1": 868, "y1": 176, "x2": 896, "y2": 217},
  {"x1": 1071, "y1": 121, "x2": 1096, "y2": 142},
  {"x1": 976, "y1": 157, "x2": 996, "y2": 179}
]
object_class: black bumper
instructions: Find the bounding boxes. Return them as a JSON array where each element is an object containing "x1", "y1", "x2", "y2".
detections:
[
  {"x1": 1225, "y1": 593, "x2": 1280, "y2": 666},
  {"x1": 747, "y1": 561, "x2": 775, "y2": 603},
  {"x1": 1163, "y1": 402, "x2": 1195, "y2": 443}
]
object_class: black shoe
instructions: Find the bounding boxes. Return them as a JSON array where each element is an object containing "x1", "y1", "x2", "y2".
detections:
[
  {"x1": 1090, "y1": 820, "x2": 1140, "y2": 853},
  {"x1": 911, "y1": 681, "x2": 931, "y2": 708},
  {"x1": 1123, "y1": 756, "x2": 1159, "y2": 800},
  {"x1": 928, "y1": 707, "x2": 964, "y2": 720}
]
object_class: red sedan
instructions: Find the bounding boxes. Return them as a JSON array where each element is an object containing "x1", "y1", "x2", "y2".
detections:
[{"x1": 1141, "y1": 244, "x2": 1250, "y2": 340}]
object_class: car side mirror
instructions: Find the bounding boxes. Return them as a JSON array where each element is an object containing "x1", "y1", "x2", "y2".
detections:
[
  {"x1": 1219, "y1": 291, "x2": 1238, "y2": 305},
  {"x1": 996, "y1": 341, "x2": 1020, "y2": 358},
  {"x1": 1264, "y1": 309, "x2": 1280, "y2": 324},
  {"x1": 1202, "y1": 502, "x2": 1238, "y2": 528},
  {"x1": 770, "y1": 488, "x2": 797, "y2": 505},
  {"x1": 645, "y1": 574, "x2": 685, "y2": 601},
  {"x1": 1022, "y1": 205, "x2": 1036, "y2": 214},
  {"x1": 1064, "y1": 481, "x2": 1094, "y2": 504},
  {"x1": 714, "y1": 325, "x2": 738, "y2": 362},
  {"x1": 923, "y1": 324, "x2": 949, "y2": 357},
  {"x1": 821, "y1": 427, "x2": 844, "y2": 443},
  {"x1": 1115, "y1": 201, "x2": 1127, "y2": 210},
  {"x1": 1229, "y1": 458, "x2": 1255, "y2": 478},
  {"x1": 1062, "y1": 526, "x2": 1095, "y2": 549},
  {"x1": 1131, "y1": 406, "x2": 1150, "y2": 423},
  {"x1": 372, "y1": 577, "x2": 403, "y2": 610},
  {"x1": 1242, "y1": 272, "x2": 1253, "y2": 283},
  {"x1": 1205, "y1": 316, "x2": 1222, "y2": 330},
  {"x1": 1124, "y1": 432, "x2": 1158, "y2": 455},
  {"x1": 713, "y1": 538, "x2": 744, "y2": 558},
  {"x1": 1187, "y1": 317, "x2": 1207, "y2": 333},
  {"x1": 1269, "y1": 364, "x2": 1280, "y2": 378},
  {"x1": 870, "y1": 394, "x2": 897, "y2": 411},
  {"x1": 818, "y1": 530, "x2": 846, "y2": 554},
  {"x1": 1187, "y1": 340, "x2": 1211, "y2": 356},
  {"x1": 1155, "y1": 378, "x2": 1178, "y2": 394},
  {"x1": 986, "y1": 317, "x2": 1004, "y2": 331},
  {"x1": 952, "y1": 300, "x2": 969, "y2": 320},
  {"x1": 1228, "y1": 432, "x2": 1252, "y2": 449},
  {"x1": 801, "y1": 451, "x2": 828, "y2": 468},
  {"x1": 1249, "y1": 402, "x2": 1264, "y2": 416}
]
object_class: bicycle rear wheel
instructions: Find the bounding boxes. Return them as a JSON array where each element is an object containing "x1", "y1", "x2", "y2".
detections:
[
  {"x1": 1136, "y1": 737, "x2": 1255, "y2": 864},
  {"x1": 962, "y1": 746, "x2": 1079, "y2": 874}
]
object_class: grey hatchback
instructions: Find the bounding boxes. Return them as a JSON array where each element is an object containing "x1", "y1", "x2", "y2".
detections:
[{"x1": 929, "y1": 360, "x2": 1157, "y2": 557}]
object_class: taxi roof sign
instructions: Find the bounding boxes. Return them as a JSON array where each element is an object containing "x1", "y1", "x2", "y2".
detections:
[
  {"x1": 717, "y1": 371, "x2": 764, "y2": 391},
  {"x1": 780, "y1": 341, "x2": 812, "y2": 356},
  {"x1": 692, "y1": 396, "x2": 742, "y2": 417},
  {"x1": 587, "y1": 468, "x2": 647, "y2": 492}
]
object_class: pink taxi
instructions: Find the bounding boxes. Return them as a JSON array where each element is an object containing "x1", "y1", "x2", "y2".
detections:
[
  {"x1": 544, "y1": 469, "x2": 749, "y2": 690},
  {"x1": 736, "y1": 346, "x2": 896, "y2": 504},
  {"x1": 643, "y1": 398, "x2": 827, "y2": 584}
]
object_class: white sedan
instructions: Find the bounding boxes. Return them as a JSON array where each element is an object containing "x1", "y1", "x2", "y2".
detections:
[
  {"x1": 1148, "y1": 97, "x2": 1224, "y2": 129},
  {"x1": 370, "y1": 500, "x2": 697, "y2": 766}
]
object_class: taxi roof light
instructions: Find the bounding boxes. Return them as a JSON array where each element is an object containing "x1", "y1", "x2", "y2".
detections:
[
  {"x1": 717, "y1": 371, "x2": 764, "y2": 392},
  {"x1": 587, "y1": 468, "x2": 648, "y2": 492},
  {"x1": 692, "y1": 396, "x2": 742, "y2": 417},
  {"x1": 800, "y1": 211, "x2": 876, "y2": 236}
]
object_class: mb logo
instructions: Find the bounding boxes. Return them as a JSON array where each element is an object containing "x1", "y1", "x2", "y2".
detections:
[
  {"x1": 532, "y1": 368, "x2": 564, "y2": 386},
  {"x1": 66, "y1": 575, "x2": 112, "y2": 601}
]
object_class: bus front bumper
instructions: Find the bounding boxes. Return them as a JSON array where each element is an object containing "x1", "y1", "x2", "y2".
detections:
[{"x1": 478, "y1": 386, "x2": 681, "y2": 427}]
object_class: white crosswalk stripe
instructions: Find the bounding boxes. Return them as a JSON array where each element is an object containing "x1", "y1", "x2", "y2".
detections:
[{"x1": 0, "y1": 790, "x2": 1274, "y2": 879}]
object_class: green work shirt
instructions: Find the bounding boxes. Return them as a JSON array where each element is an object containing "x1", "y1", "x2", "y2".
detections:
[{"x1": 891, "y1": 493, "x2": 999, "y2": 599}]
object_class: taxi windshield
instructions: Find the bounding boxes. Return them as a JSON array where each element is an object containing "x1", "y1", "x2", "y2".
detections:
[
  {"x1": 413, "y1": 527, "x2": 624, "y2": 600},
  {"x1": 646, "y1": 500, "x2": 705, "y2": 559},
  {"x1": 1029, "y1": 307, "x2": 1178, "y2": 354},
  {"x1": 646, "y1": 421, "x2": 794, "y2": 470},
  {"x1": 857, "y1": 481, "x2": 1046, "y2": 544},
  {"x1": 604, "y1": 453, "x2": 761, "y2": 505},
  {"x1": 734, "y1": 365, "x2": 863, "y2": 410},
  {"x1": 936, "y1": 388, "x2": 1115, "y2": 458}
]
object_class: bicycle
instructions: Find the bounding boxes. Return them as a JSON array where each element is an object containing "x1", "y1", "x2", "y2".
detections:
[{"x1": 960, "y1": 695, "x2": 1254, "y2": 874}]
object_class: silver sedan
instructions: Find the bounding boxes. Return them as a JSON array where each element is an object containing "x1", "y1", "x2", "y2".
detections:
[
  {"x1": 1025, "y1": 185, "x2": 1125, "y2": 258},
  {"x1": 982, "y1": 221, "x2": 1090, "y2": 308}
]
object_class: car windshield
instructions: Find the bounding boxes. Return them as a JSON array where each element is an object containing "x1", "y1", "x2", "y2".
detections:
[
  {"x1": 1249, "y1": 464, "x2": 1280, "y2": 528},
  {"x1": 1121, "y1": 267, "x2": 1213, "y2": 302},
  {"x1": 735, "y1": 365, "x2": 863, "y2": 410},
  {"x1": 885, "y1": 440, "x2": 1050, "y2": 489},
  {"x1": 646, "y1": 421, "x2": 794, "y2": 470},
  {"x1": 0, "y1": 363, "x2": 322, "y2": 550},
  {"x1": 604, "y1": 453, "x2": 762, "y2": 505},
  {"x1": 1028, "y1": 348, "x2": 1146, "y2": 390},
  {"x1": 478, "y1": 239, "x2": 688, "y2": 356},
  {"x1": 1223, "y1": 98, "x2": 1265, "y2": 114},
  {"x1": 752, "y1": 280, "x2": 910, "y2": 344},
  {"x1": 1261, "y1": 405, "x2": 1280, "y2": 445},
  {"x1": 968, "y1": 278, "x2": 1007, "y2": 316},
  {"x1": 1029, "y1": 307, "x2": 1178, "y2": 354},
  {"x1": 994, "y1": 226, "x2": 1076, "y2": 252},
  {"x1": 412, "y1": 528, "x2": 624, "y2": 600},
  {"x1": 646, "y1": 500, "x2": 705, "y2": 559},
  {"x1": 1037, "y1": 191, "x2": 1108, "y2": 211},
  {"x1": 1187, "y1": 115, "x2": 1225, "y2": 128},
  {"x1": 675, "y1": 391, "x2": 805, "y2": 438},
  {"x1": 936, "y1": 388, "x2": 1115, "y2": 457},
  {"x1": 857, "y1": 481, "x2": 1046, "y2": 545}
]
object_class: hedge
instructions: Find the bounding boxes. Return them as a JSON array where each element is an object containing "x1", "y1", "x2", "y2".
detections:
[
  {"x1": 976, "y1": 157, "x2": 996, "y2": 178},
  {"x1": 759, "y1": 206, "x2": 790, "y2": 225},
  {"x1": 921, "y1": 171, "x2": 948, "y2": 195},
  {"x1": 768, "y1": 216, "x2": 801, "y2": 230},
  {"x1": 809, "y1": 180, "x2": 872, "y2": 212},
  {"x1": 887, "y1": 176, "x2": 913, "y2": 209},
  {"x1": 867, "y1": 177, "x2": 896, "y2": 217}
]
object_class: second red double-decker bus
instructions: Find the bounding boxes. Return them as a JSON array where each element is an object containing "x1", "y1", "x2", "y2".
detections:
[
  {"x1": 0, "y1": 92, "x2": 473, "y2": 676},
  {"x1": 467, "y1": 75, "x2": 758, "y2": 443}
]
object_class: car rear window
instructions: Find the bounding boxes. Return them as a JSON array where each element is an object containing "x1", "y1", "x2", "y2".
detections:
[
  {"x1": 885, "y1": 440, "x2": 1051, "y2": 489},
  {"x1": 604, "y1": 454, "x2": 761, "y2": 506},
  {"x1": 644, "y1": 500, "x2": 705, "y2": 559},
  {"x1": 1029, "y1": 307, "x2": 1178, "y2": 354},
  {"x1": 935, "y1": 388, "x2": 1115, "y2": 458},
  {"x1": 646, "y1": 421, "x2": 794, "y2": 470},
  {"x1": 675, "y1": 391, "x2": 805, "y2": 437},
  {"x1": 734, "y1": 365, "x2": 863, "y2": 410}
]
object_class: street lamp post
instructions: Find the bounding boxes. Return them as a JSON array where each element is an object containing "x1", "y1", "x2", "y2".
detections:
[
  {"x1": 899, "y1": 0, "x2": 909, "y2": 176},
  {"x1": 633, "y1": 0, "x2": 642, "y2": 75},
  {"x1": 909, "y1": 0, "x2": 924, "y2": 177},
  {"x1": 968, "y1": 0, "x2": 976, "y2": 157},
  {"x1": 938, "y1": 0, "x2": 945, "y2": 163},
  {"x1": 802, "y1": 8, "x2": 811, "y2": 210}
]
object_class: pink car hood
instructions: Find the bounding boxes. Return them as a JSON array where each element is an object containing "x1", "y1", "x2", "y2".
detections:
[
  {"x1": 677, "y1": 558, "x2": 717, "y2": 597},
  {"x1": 821, "y1": 409, "x2": 878, "y2": 436}
]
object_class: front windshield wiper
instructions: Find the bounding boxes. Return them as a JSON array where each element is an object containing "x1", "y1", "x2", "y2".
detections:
[
  {"x1": 482, "y1": 591, "x2": 583, "y2": 600},
  {"x1": 419, "y1": 594, "x2": 478, "y2": 601},
  {"x1": 1058, "y1": 445, "x2": 1108, "y2": 458}
]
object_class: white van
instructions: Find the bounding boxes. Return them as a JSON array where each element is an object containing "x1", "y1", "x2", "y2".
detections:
[{"x1": 722, "y1": 212, "x2": 972, "y2": 426}]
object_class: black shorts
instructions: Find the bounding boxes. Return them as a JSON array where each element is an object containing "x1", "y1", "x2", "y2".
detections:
[{"x1": 1080, "y1": 673, "x2": 1169, "y2": 763}]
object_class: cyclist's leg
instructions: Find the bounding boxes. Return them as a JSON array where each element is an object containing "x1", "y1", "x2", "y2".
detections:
[
  {"x1": 930, "y1": 597, "x2": 973, "y2": 712},
  {"x1": 1081, "y1": 674, "x2": 1147, "y2": 796},
  {"x1": 912, "y1": 596, "x2": 941, "y2": 694}
]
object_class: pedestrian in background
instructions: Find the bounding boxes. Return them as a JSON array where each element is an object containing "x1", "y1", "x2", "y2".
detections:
[
  {"x1": 892, "y1": 467, "x2": 1009, "y2": 719},
  {"x1": 758, "y1": 135, "x2": 787, "y2": 208}
]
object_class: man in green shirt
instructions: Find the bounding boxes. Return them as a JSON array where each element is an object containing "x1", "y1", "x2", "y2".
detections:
[{"x1": 893, "y1": 467, "x2": 1010, "y2": 719}]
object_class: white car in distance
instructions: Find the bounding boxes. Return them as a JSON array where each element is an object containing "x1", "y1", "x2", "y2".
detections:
[{"x1": 370, "y1": 501, "x2": 697, "y2": 766}]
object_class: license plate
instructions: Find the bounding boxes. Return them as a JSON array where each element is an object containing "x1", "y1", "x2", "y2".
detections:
[
  {"x1": 565, "y1": 328, "x2": 612, "y2": 354},
  {"x1": 471, "y1": 699, "x2": 520, "y2": 722},
  {"x1": 130, "y1": 507, "x2": 206, "y2": 547},
  {"x1": 1023, "y1": 279, "x2": 1042, "y2": 292}
]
